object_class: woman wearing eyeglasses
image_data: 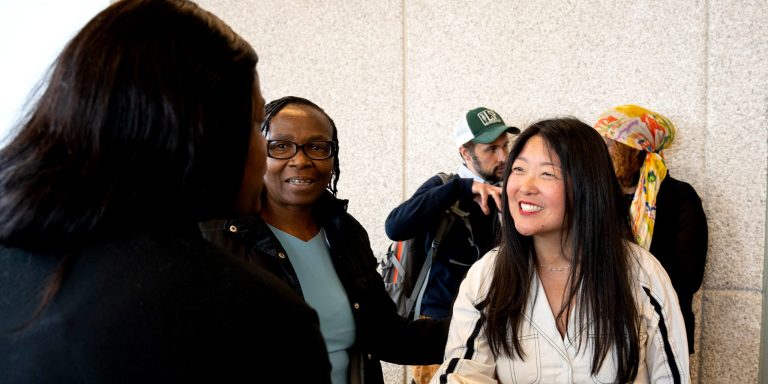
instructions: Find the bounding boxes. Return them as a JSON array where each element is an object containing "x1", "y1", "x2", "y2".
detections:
[{"x1": 201, "y1": 96, "x2": 448, "y2": 384}]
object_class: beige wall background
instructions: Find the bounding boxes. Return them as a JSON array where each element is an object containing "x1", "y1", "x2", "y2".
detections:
[{"x1": 197, "y1": 1, "x2": 767, "y2": 383}]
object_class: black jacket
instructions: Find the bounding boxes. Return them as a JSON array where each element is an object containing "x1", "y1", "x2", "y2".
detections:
[
  {"x1": 627, "y1": 175, "x2": 708, "y2": 353},
  {"x1": 385, "y1": 174, "x2": 501, "y2": 319},
  {"x1": 0, "y1": 229, "x2": 330, "y2": 383},
  {"x1": 201, "y1": 192, "x2": 448, "y2": 384}
]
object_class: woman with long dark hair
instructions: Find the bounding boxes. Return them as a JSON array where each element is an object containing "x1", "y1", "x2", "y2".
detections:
[
  {"x1": 0, "y1": 1, "x2": 328, "y2": 382},
  {"x1": 202, "y1": 96, "x2": 448, "y2": 384},
  {"x1": 432, "y1": 118, "x2": 689, "y2": 383}
]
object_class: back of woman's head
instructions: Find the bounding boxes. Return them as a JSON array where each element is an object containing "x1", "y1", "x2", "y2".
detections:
[
  {"x1": 0, "y1": 0, "x2": 258, "y2": 246},
  {"x1": 261, "y1": 96, "x2": 341, "y2": 195}
]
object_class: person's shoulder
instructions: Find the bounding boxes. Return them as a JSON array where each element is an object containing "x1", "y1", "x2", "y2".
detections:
[
  {"x1": 323, "y1": 194, "x2": 367, "y2": 229},
  {"x1": 462, "y1": 247, "x2": 500, "y2": 297},
  {"x1": 0, "y1": 245, "x2": 58, "y2": 331},
  {"x1": 436, "y1": 171, "x2": 459, "y2": 181},
  {"x1": 473, "y1": 246, "x2": 499, "y2": 271},
  {"x1": 120, "y1": 232, "x2": 309, "y2": 314},
  {"x1": 626, "y1": 242, "x2": 673, "y2": 289},
  {"x1": 420, "y1": 173, "x2": 454, "y2": 187},
  {"x1": 339, "y1": 207, "x2": 363, "y2": 226},
  {"x1": 663, "y1": 175, "x2": 701, "y2": 198},
  {"x1": 192, "y1": 241, "x2": 300, "y2": 301}
]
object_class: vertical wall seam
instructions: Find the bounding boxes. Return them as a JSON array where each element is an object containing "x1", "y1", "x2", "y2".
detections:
[
  {"x1": 699, "y1": 0, "x2": 710, "y2": 382},
  {"x1": 760, "y1": 74, "x2": 768, "y2": 382},
  {"x1": 401, "y1": 0, "x2": 408, "y2": 202},
  {"x1": 760, "y1": 140, "x2": 768, "y2": 384},
  {"x1": 760, "y1": 1, "x2": 768, "y2": 377}
]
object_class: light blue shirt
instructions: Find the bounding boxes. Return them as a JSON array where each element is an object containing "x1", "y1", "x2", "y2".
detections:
[
  {"x1": 268, "y1": 225, "x2": 356, "y2": 384},
  {"x1": 458, "y1": 163, "x2": 489, "y2": 183}
]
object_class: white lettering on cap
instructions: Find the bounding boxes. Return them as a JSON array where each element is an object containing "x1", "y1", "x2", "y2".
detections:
[{"x1": 477, "y1": 110, "x2": 501, "y2": 126}]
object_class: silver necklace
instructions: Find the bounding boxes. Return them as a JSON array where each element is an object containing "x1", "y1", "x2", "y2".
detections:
[{"x1": 537, "y1": 264, "x2": 571, "y2": 272}]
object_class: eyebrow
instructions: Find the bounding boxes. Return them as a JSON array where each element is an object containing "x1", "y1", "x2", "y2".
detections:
[
  {"x1": 514, "y1": 156, "x2": 560, "y2": 167},
  {"x1": 269, "y1": 133, "x2": 331, "y2": 141}
]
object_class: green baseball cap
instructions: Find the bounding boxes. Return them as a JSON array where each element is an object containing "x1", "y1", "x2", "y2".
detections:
[{"x1": 454, "y1": 107, "x2": 520, "y2": 147}]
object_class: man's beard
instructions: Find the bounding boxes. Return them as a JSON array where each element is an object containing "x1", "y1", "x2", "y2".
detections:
[{"x1": 470, "y1": 155, "x2": 503, "y2": 184}]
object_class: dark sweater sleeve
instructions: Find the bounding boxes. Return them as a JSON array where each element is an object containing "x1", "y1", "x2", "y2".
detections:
[
  {"x1": 384, "y1": 175, "x2": 474, "y2": 240},
  {"x1": 337, "y1": 215, "x2": 449, "y2": 365},
  {"x1": 358, "y1": 271, "x2": 450, "y2": 365},
  {"x1": 658, "y1": 181, "x2": 708, "y2": 297}
]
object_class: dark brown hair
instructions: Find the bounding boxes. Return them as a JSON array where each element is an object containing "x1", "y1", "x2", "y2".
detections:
[
  {"x1": 0, "y1": 0, "x2": 258, "y2": 246},
  {"x1": 0, "y1": 0, "x2": 258, "y2": 329},
  {"x1": 609, "y1": 140, "x2": 645, "y2": 190}
]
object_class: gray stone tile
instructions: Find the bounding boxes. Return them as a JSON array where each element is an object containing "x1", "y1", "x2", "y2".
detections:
[
  {"x1": 405, "y1": 0, "x2": 708, "y2": 195},
  {"x1": 698, "y1": 290, "x2": 762, "y2": 383},
  {"x1": 703, "y1": 0, "x2": 768, "y2": 291}
]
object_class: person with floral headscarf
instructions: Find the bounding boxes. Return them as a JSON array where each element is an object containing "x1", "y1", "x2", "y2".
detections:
[{"x1": 594, "y1": 104, "x2": 708, "y2": 354}]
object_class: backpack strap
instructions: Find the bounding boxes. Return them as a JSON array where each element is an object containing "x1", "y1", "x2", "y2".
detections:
[
  {"x1": 442, "y1": 171, "x2": 480, "y2": 265},
  {"x1": 386, "y1": 242, "x2": 406, "y2": 284},
  {"x1": 448, "y1": 204, "x2": 480, "y2": 265},
  {"x1": 410, "y1": 172, "x2": 459, "y2": 319},
  {"x1": 435, "y1": 172, "x2": 454, "y2": 185}
]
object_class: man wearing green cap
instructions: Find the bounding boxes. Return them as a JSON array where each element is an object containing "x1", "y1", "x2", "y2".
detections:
[{"x1": 385, "y1": 107, "x2": 519, "y2": 384}]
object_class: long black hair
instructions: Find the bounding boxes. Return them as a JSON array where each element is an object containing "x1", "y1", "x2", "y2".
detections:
[
  {"x1": 1, "y1": 0, "x2": 259, "y2": 331},
  {"x1": 261, "y1": 96, "x2": 340, "y2": 195},
  {"x1": 483, "y1": 117, "x2": 640, "y2": 382},
  {"x1": 0, "y1": 0, "x2": 258, "y2": 247}
]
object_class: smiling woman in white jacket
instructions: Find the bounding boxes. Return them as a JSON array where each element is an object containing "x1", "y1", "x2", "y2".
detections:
[{"x1": 431, "y1": 118, "x2": 689, "y2": 384}]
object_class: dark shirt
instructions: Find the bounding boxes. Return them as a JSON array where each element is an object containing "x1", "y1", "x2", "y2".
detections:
[
  {"x1": 385, "y1": 174, "x2": 501, "y2": 319},
  {"x1": 624, "y1": 175, "x2": 708, "y2": 353},
  {"x1": 0, "y1": 230, "x2": 330, "y2": 383}
]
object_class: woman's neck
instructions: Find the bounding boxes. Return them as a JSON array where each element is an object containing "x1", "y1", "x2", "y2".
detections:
[
  {"x1": 532, "y1": 235, "x2": 572, "y2": 266},
  {"x1": 260, "y1": 201, "x2": 319, "y2": 241},
  {"x1": 533, "y1": 233, "x2": 574, "y2": 338}
]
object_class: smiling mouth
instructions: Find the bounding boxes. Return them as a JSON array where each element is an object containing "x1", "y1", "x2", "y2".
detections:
[
  {"x1": 287, "y1": 178, "x2": 313, "y2": 185},
  {"x1": 520, "y1": 203, "x2": 543, "y2": 213}
]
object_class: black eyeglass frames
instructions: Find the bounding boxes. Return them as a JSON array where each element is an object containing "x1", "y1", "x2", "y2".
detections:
[{"x1": 266, "y1": 140, "x2": 336, "y2": 160}]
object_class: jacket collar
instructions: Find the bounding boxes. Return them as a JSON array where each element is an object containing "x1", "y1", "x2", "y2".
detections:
[
  {"x1": 312, "y1": 190, "x2": 348, "y2": 219},
  {"x1": 224, "y1": 190, "x2": 347, "y2": 251},
  {"x1": 458, "y1": 163, "x2": 488, "y2": 183}
]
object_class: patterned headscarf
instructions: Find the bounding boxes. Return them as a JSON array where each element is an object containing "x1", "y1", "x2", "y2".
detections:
[{"x1": 594, "y1": 104, "x2": 676, "y2": 249}]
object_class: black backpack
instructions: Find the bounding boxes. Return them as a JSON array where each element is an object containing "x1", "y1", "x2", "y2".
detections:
[{"x1": 379, "y1": 172, "x2": 474, "y2": 320}]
